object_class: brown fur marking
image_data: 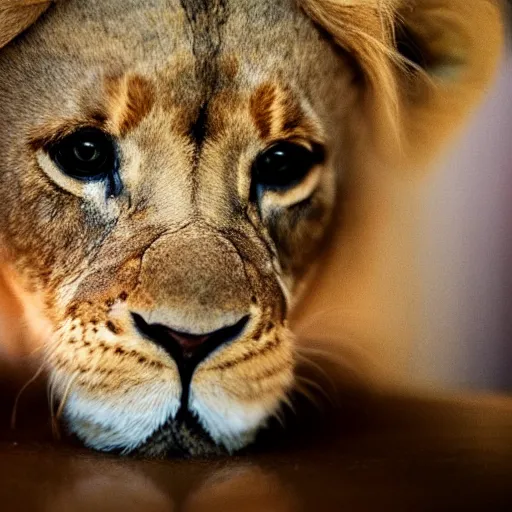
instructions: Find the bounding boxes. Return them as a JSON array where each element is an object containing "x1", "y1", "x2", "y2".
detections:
[
  {"x1": 220, "y1": 54, "x2": 240, "y2": 82},
  {"x1": 207, "y1": 336, "x2": 282, "y2": 371},
  {"x1": 104, "y1": 74, "x2": 155, "y2": 137},
  {"x1": 250, "y1": 83, "x2": 276, "y2": 139},
  {"x1": 280, "y1": 94, "x2": 305, "y2": 133},
  {"x1": 105, "y1": 320, "x2": 122, "y2": 335}
]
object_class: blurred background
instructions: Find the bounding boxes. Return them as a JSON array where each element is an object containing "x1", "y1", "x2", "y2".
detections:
[{"x1": 413, "y1": 42, "x2": 512, "y2": 393}]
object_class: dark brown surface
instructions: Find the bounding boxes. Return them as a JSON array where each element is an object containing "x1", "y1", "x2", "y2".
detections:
[{"x1": 1, "y1": 366, "x2": 512, "y2": 512}]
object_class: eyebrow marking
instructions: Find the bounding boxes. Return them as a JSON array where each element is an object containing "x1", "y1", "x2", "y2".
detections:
[
  {"x1": 104, "y1": 74, "x2": 155, "y2": 137},
  {"x1": 280, "y1": 95, "x2": 305, "y2": 133},
  {"x1": 28, "y1": 75, "x2": 156, "y2": 152},
  {"x1": 250, "y1": 83, "x2": 277, "y2": 139},
  {"x1": 250, "y1": 83, "x2": 322, "y2": 143}
]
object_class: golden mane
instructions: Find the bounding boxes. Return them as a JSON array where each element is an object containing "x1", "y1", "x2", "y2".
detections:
[
  {"x1": 298, "y1": 0, "x2": 504, "y2": 169},
  {"x1": 0, "y1": 0, "x2": 56, "y2": 48}
]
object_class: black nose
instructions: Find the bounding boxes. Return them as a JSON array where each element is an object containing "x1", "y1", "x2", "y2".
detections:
[
  {"x1": 131, "y1": 313, "x2": 250, "y2": 366},
  {"x1": 132, "y1": 313, "x2": 250, "y2": 417}
]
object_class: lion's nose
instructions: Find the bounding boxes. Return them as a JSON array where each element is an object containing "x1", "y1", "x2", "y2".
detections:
[{"x1": 132, "y1": 312, "x2": 250, "y2": 365}]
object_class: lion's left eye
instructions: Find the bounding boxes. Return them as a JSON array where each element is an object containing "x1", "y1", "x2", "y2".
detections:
[
  {"x1": 252, "y1": 141, "x2": 323, "y2": 191},
  {"x1": 49, "y1": 128, "x2": 118, "y2": 181}
]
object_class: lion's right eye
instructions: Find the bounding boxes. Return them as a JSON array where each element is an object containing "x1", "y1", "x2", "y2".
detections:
[
  {"x1": 252, "y1": 141, "x2": 324, "y2": 192},
  {"x1": 49, "y1": 128, "x2": 118, "y2": 181}
]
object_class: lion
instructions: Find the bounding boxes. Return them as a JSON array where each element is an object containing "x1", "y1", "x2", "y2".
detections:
[{"x1": 0, "y1": 0, "x2": 504, "y2": 456}]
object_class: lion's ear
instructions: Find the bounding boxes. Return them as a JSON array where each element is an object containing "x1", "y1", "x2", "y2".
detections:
[
  {"x1": 395, "y1": 0, "x2": 505, "y2": 168},
  {"x1": 300, "y1": 0, "x2": 505, "y2": 169},
  {"x1": 0, "y1": 1, "x2": 53, "y2": 50}
]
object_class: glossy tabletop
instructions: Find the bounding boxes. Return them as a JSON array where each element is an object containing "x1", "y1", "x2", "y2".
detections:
[{"x1": 1, "y1": 368, "x2": 511, "y2": 511}]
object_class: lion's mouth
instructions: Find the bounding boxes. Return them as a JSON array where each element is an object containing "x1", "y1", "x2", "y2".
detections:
[
  {"x1": 55, "y1": 297, "x2": 291, "y2": 457},
  {"x1": 123, "y1": 313, "x2": 252, "y2": 457}
]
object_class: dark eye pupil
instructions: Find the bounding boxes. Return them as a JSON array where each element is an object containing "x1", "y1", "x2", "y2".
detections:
[
  {"x1": 50, "y1": 128, "x2": 117, "y2": 180},
  {"x1": 262, "y1": 149, "x2": 288, "y2": 173},
  {"x1": 73, "y1": 140, "x2": 100, "y2": 163},
  {"x1": 253, "y1": 141, "x2": 323, "y2": 190}
]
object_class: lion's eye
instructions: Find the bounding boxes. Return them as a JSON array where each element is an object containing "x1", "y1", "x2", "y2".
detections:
[
  {"x1": 49, "y1": 128, "x2": 118, "y2": 180},
  {"x1": 252, "y1": 141, "x2": 323, "y2": 191}
]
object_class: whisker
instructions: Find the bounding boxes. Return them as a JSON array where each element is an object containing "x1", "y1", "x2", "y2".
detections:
[
  {"x1": 292, "y1": 307, "x2": 349, "y2": 333},
  {"x1": 47, "y1": 370, "x2": 63, "y2": 439},
  {"x1": 27, "y1": 343, "x2": 47, "y2": 357},
  {"x1": 295, "y1": 374, "x2": 335, "y2": 406},
  {"x1": 292, "y1": 378, "x2": 325, "y2": 412},
  {"x1": 49, "y1": 379, "x2": 59, "y2": 439},
  {"x1": 270, "y1": 391, "x2": 302, "y2": 430},
  {"x1": 10, "y1": 363, "x2": 46, "y2": 430},
  {"x1": 280, "y1": 393, "x2": 296, "y2": 416},
  {"x1": 10, "y1": 329, "x2": 62, "y2": 430},
  {"x1": 270, "y1": 405, "x2": 287, "y2": 428},
  {"x1": 296, "y1": 343, "x2": 371, "y2": 386},
  {"x1": 51, "y1": 371, "x2": 77, "y2": 440},
  {"x1": 55, "y1": 372, "x2": 78, "y2": 422},
  {"x1": 294, "y1": 350, "x2": 338, "y2": 395}
]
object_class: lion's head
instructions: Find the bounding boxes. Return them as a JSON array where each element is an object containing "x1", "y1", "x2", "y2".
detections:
[{"x1": 0, "y1": 0, "x2": 503, "y2": 456}]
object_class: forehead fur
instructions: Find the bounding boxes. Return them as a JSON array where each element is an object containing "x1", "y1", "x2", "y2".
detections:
[
  {"x1": 0, "y1": 0, "x2": 347, "y2": 136},
  {"x1": 3, "y1": 0, "x2": 504, "y2": 170}
]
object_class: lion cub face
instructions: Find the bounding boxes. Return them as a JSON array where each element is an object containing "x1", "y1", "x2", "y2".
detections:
[{"x1": 0, "y1": 0, "x2": 355, "y2": 455}]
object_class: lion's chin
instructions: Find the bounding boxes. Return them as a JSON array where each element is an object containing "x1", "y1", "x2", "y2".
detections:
[
  {"x1": 132, "y1": 411, "x2": 232, "y2": 458},
  {"x1": 62, "y1": 382, "x2": 282, "y2": 457}
]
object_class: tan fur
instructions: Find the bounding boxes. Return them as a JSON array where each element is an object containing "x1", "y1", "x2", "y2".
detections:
[
  {"x1": 0, "y1": 1, "x2": 53, "y2": 48},
  {"x1": 0, "y1": 0, "x2": 505, "y2": 455}
]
